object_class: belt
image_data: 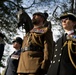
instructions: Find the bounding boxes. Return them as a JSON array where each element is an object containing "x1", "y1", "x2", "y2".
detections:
[{"x1": 22, "y1": 46, "x2": 43, "y2": 52}]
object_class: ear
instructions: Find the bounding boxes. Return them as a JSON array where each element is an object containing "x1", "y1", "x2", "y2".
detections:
[
  {"x1": 73, "y1": 22, "x2": 76, "y2": 29},
  {"x1": 73, "y1": 21, "x2": 76, "y2": 26}
]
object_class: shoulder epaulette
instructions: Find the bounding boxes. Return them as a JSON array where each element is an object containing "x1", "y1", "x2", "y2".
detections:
[{"x1": 67, "y1": 35, "x2": 76, "y2": 41}]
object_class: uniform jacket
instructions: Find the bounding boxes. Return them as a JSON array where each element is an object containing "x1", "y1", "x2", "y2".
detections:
[
  {"x1": 17, "y1": 26, "x2": 53, "y2": 74},
  {"x1": 47, "y1": 32, "x2": 76, "y2": 75},
  {"x1": 4, "y1": 50, "x2": 21, "y2": 75}
]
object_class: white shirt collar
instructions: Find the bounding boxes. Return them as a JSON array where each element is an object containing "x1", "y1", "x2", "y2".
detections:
[
  {"x1": 15, "y1": 49, "x2": 20, "y2": 53},
  {"x1": 65, "y1": 30, "x2": 74, "y2": 35}
]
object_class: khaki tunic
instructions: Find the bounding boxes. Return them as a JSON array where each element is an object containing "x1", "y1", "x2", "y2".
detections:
[{"x1": 17, "y1": 26, "x2": 53, "y2": 74}]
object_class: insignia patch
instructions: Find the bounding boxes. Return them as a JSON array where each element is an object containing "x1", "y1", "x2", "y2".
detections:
[
  {"x1": 72, "y1": 35, "x2": 76, "y2": 39},
  {"x1": 11, "y1": 55, "x2": 19, "y2": 60},
  {"x1": 30, "y1": 27, "x2": 47, "y2": 33},
  {"x1": 67, "y1": 35, "x2": 76, "y2": 41}
]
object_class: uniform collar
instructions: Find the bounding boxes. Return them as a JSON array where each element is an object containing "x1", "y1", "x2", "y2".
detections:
[
  {"x1": 65, "y1": 30, "x2": 74, "y2": 35},
  {"x1": 14, "y1": 49, "x2": 21, "y2": 53},
  {"x1": 34, "y1": 25, "x2": 44, "y2": 29}
]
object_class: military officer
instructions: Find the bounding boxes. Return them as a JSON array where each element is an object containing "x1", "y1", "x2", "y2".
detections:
[
  {"x1": 17, "y1": 12, "x2": 53, "y2": 75},
  {"x1": 0, "y1": 32, "x2": 5, "y2": 61},
  {"x1": 4, "y1": 37, "x2": 23, "y2": 75},
  {"x1": 47, "y1": 13, "x2": 76, "y2": 75}
]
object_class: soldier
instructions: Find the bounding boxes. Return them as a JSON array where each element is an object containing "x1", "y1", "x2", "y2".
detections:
[
  {"x1": 17, "y1": 12, "x2": 53, "y2": 75},
  {"x1": 4, "y1": 37, "x2": 23, "y2": 75},
  {"x1": 0, "y1": 32, "x2": 5, "y2": 61},
  {"x1": 47, "y1": 13, "x2": 76, "y2": 75}
]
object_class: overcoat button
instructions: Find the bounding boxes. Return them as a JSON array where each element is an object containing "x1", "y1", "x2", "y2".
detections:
[
  {"x1": 55, "y1": 49, "x2": 57, "y2": 51},
  {"x1": 61, "y1": 48, "x2": 62, "y2": 50},
  {"x1": 53, "y1": 61, "x2": 55, "y2": 63},
  {"x1": 54, "y1": 55, "x2": 57, "y2": 57},
  {"x1": 59, "y1": 53, "x2": 61, "y2": 56},
  {"x1": 55, "y1": 44, "x2": 57, "y2": 46},
  {"x1": 58, "y1": 60, "x2": 60, "y2": 62}
]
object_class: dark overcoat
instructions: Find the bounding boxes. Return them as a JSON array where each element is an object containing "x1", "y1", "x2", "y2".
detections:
[
  {"x1": 4, "y1": 50, "x2": 21, "y2": 75},
  {"x1": 17, "y1": 26, "x2": 53, "y2": 74},
  {"x1": 47, "y1": 33, "x2": 76, "y2": 75},
  {"x1": 0, "y1": 39, "x2": 5, "y2": 61},
  {"x1": 0, "y1": 42, "x2": 5, "y2": 61}
]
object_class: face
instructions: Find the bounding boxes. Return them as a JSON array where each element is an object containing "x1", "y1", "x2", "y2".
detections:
[
  {"x1": 13, "y1": 42, "x2": 21, "y2": 50},
  {"x1": 32, "y1": 15, "x2": 44, "y2": 25},
  {"x1": 61, "y1": 18, "x2": 75, "y2": 30}
]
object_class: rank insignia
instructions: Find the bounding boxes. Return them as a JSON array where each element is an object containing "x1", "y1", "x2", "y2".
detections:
[
  {"x1": 11, "y1": 55, "x2": 19, "y2": 60},
  {"x1": 67, "y1": 35, "x2": 76, "y2": 41}
]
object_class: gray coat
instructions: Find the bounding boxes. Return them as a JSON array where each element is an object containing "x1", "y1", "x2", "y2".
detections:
[{"x1": 4, "y1": 50, "x2": 21, "y2": 75}]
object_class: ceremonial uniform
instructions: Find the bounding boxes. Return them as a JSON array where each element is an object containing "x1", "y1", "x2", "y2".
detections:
[
  {"x1": 4, "y1": 37, "x2": 23, "y2": 75},
  {"x1": 47, "y1": 13, "x2": 76, "y2": 75},
  {"x1": 17, "y1": 26, "x2": 53, "y2": 75},
  {"x1": 4, "y1": 50, "x2": 21, "y2": 75},
  {"x1": 47, "y1": 33, "x2": 76, "y2": 75}
]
